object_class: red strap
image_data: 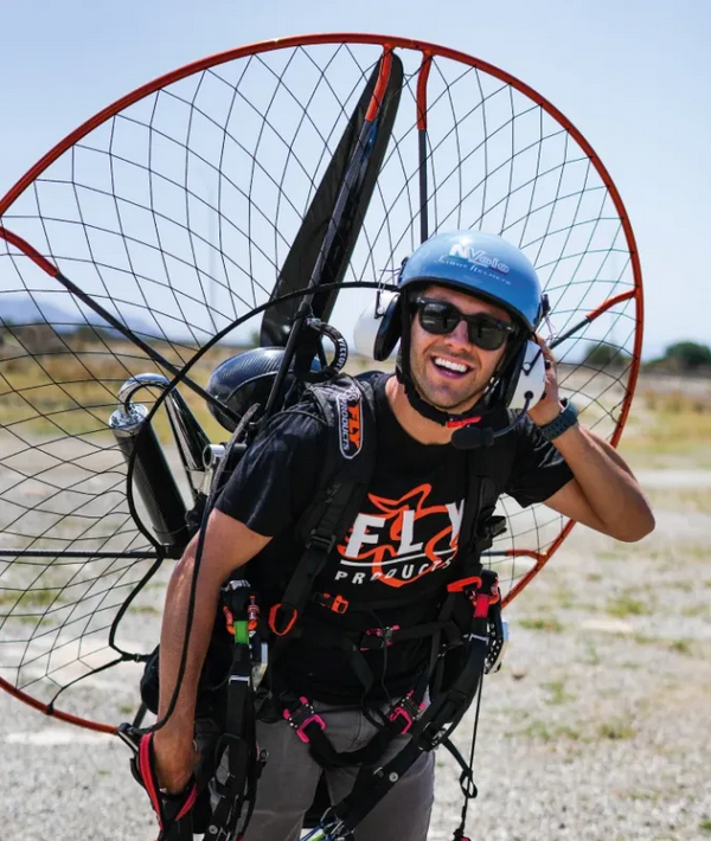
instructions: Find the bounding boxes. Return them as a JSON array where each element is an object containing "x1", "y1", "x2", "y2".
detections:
[
  {"x1": 176, "y1": 786, "x2": 198, "y2": 821},
  {"x1": 447, "y1": 575, "x2": 482, "y2": 593},
  {"x1": 446, "y1": 416, "x2": 481, "y2": 429},
  {"x1": 139, "y1": 734, "x2": 163, "y2": 823},
  {"x1": 473, "y1": 593, "x2": 491, "y2": 618},
  {"x1": 137, "y1": 732, "x2": 197, "y2": 832}
]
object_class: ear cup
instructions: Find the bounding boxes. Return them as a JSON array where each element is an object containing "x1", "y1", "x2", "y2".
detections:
[
  {"x1": 353, "y1": 291, "x2": 401, "y2": 361},
  {"x1": 487, "y1": 339, "x2": 527, "y2": 409},
  {"x1": 353, "y1": 291, "x2": 399, "y2": 359},
  {"x1": 373, "y1": 293, "x2": 402, "y2": 360},
  {"x1": 507, "y1": 340, "x2": 547, "y2": 409}
]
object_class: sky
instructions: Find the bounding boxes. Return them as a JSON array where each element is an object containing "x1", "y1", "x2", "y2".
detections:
[{"x1": 0, "y1": 0, "x2": 709, "y2": 359}]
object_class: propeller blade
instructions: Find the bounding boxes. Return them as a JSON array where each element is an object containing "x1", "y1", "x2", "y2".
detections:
[{"x1": 259, "y1": 53, "x2": 404, "y2": 347}]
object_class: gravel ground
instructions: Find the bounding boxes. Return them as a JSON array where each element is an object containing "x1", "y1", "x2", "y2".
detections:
[{"x1": 1, "y1": 469, "x2": 710, "y2": 841}]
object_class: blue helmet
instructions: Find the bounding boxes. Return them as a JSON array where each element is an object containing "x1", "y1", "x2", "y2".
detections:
[{"x1": 398, "y1": 230, "x2": 543, "y2": 332}]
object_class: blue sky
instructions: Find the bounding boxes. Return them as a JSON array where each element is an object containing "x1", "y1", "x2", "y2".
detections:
[{"x1": 0, "y1": 0, "x2": 709, "y2": 358}]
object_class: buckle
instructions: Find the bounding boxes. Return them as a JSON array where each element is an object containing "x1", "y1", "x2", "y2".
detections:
[
  {"x1": 388, "y1": 691, "x2": 425, "y2": 734},
  {"x1": 307, "y1": 530, "x2": 337, "y2": 553},
  {"x1": 360, "y1": 624, "x2": 400, "y2": 651},
  {"x1": 283, "y1": 696, "x2": 326, "y2": 744},
  {"x1": 316, "y1": 592, "x2": 349, "y2": 614}
]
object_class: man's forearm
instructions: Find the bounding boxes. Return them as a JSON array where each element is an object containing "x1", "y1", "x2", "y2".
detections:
[{"x1": 551, "y1": 423, "x2": 654, "y2": 541}]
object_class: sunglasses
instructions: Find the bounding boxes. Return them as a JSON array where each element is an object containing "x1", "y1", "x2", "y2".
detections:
[{"x1": 412, "y1": 297, "x2": 517, "y2": 351}]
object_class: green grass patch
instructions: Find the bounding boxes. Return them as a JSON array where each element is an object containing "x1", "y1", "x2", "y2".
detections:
[
  {"x1": 584, "y1": 644, "x2": 601, "y2": 666},
  {"x1": 669, "y1": 639, "x2": 694, "y2": 656},
  {"x1": 628, "y1": 790, "x2": 660, "y2": 803},
  {"x1": 542, "y1": 679, "x2": 575, "y2": 706},
  {"x1": 129, "y1": 604, "x2": 161, "y2": 616},
  {"x1": 681, "y1": 603, "x2": 709, "y2": 618},
  {"x1": 512, "y1": 720, "x2": 583, "y2": 742},
  {"x1": 0, "y1": 588, "x2": 64, "y2": 609},
  {"x1": 597, "y1": 720, "x2": 636, "y2": 740},
  {"x1": 518, "y1": 617, "x2": 564, "y2": 633},
  {"x1": 607, "y1": 594, "x2": 651, "y2": 618},
  {"x1": 633, "y1": 633, "x2": 659, "y2": 646},
  {"x1": 700, "y1": 819, "x2": 711, "y2": 835},
  {"x1": 510, "y1": 720, "x2": 550, "y2": 740}
]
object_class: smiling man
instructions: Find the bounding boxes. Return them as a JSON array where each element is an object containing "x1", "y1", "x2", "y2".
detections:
[{"x1": 152, "y1": 230, "x2": 654, "y2": 841}]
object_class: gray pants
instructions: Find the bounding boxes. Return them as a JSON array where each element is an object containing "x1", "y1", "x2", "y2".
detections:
[{"x1": 234, "y1": 701, "x2": 435, "y2": 841}]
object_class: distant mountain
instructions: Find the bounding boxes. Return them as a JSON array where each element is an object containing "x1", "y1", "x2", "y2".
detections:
[{"x1": 0, "y1": 295, "x2": 156, "y2": 336}]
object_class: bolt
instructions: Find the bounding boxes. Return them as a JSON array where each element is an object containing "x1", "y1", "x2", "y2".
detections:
[{"x1": 389, "y1": 772, "x2": 399, "y2": 783}]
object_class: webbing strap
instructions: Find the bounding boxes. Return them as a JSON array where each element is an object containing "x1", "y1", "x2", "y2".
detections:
[
  {"x1": 208, "y1": 594, "x2": 262, "y2": 840},
  {"x1": 280, "y1": 667, "x2": 430, "y2": 771},
  {"x1": 269, "y1": 479, "x2": 356, "y2": 637},
  {"x1": 331, "y1": 627, "x2": 489, "y2": 835},
  {"x1": 269, "y1": 376, "x2": 377, "y2": 644}
]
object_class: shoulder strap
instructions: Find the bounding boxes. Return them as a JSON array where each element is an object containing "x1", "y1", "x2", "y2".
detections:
[
  {"x1": 293, "y1": 373, "x2": 378, "y2": 545},
  {"x1": 268, "y1": 374, "x2": 379, "y2": 637},
  {"x1": 456, "y1": 444, "x2": 507, "y2": 579}
]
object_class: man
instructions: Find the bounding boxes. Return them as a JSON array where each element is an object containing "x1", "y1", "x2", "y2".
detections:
[{"x1": 152, "y1": 231, "x2": 654, "y2": 841}]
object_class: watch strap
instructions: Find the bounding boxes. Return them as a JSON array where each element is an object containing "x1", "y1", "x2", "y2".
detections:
[{"x1": 537, "y1": 398, "x2": 578, "y2": 441}]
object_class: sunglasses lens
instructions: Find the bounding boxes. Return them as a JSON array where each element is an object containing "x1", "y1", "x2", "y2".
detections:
[
  {"x1": 470, "y1": 317, "x2": 508, "y2": 350},
  {"x1": 418, "y1": 302, "x2": 458, "y2": 335}
]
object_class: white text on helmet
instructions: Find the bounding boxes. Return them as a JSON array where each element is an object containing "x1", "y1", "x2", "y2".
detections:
[{"x1": 448, "y1": 244, "x2": 510, "y2": 274}]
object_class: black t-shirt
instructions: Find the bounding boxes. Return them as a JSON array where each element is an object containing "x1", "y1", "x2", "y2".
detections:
[{"x1": 216, "y1": 373, "x2": 573, "y2": 703}]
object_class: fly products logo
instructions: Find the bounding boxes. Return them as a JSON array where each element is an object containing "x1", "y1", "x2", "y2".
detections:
[
  {"x1": 448, "y1": 243, "x2": 510, "y2": 275},
  {"x1": 335, "y1": 484, "x2": 464, "y2": 588},
  {"x1": 336, "y1": 388, "x2": 362, "y2": 459}
]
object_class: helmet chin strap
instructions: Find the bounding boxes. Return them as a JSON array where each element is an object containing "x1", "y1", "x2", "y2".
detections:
[{"x1": 395, "y1": 362, "x2": 489, "y2": 427}]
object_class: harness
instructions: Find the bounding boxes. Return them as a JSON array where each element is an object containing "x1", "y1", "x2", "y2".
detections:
[{"x1": 127, "y1": 372, "x2": 510, "y2": 841}]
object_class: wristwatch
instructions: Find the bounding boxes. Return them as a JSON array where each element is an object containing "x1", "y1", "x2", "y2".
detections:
[{"x1": 537, "y1": 398, "x2": 579, "y2": 441}]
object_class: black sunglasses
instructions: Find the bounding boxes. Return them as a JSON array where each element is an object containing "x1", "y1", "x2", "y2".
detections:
[{"x1": 412, "y1": 297, "x2": 517, "y2": 351}]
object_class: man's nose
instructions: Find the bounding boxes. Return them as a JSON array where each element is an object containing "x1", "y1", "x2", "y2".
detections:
[{"x1": 443, "y1": 318, "x2": 471, "y2": 348}]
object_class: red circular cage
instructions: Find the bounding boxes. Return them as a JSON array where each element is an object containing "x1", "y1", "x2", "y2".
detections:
[{"x1": 0, "y1": 33, "x2": 642, "y2": 732}]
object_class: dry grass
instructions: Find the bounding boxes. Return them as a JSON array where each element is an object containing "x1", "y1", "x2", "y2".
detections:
[
  {"x1": 619, "y1": 383, "x2": 711, "y2": 465},
  {"x1": 0, "y1": 337, "x2": 242, "y2": 442}
]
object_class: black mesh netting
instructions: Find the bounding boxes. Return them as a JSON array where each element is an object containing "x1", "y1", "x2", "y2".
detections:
[{"x1": 0, "y1": 37, "x2": 641, "y2": 726}]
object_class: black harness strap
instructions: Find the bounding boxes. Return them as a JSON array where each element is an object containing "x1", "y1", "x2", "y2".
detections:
[
  {"x1": 267, "y1": 375, "x2": 378, "y2": 644},
  {"x1": 268, "y1": 480, "x2": 358, "y2": 637},
  {"x1": 207, "y1": 583, "x2": 265, "y2": 841},
  {"x1": 318, "y1": 573, "x2": 498, "y2": 840}
]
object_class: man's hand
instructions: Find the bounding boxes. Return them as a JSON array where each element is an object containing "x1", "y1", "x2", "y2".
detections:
[
  {"x1": 153, "y1": 731, "x2": 200, "y2": 793},
  {"x1": 527, "y1": 337, "x2": 655, "y2": 542},
  {"x1": 527, "y1": 338, "x2": 563, "y2": 427}
]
